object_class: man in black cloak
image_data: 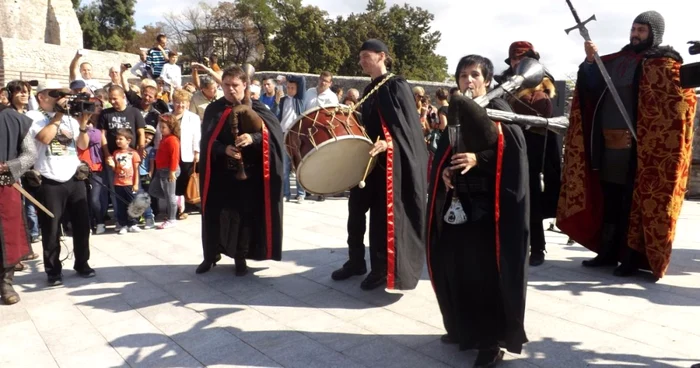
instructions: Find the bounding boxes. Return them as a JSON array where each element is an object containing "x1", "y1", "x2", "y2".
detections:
[
  {"x1": 331, "y1": 39, "x2": 428, "y2": 291},
  {"x1": 196, "y1": 66, "x2": 284, "y2": 275},
  {"x1": 426, "y1": 54, "x2": 530, "y2": 367}
]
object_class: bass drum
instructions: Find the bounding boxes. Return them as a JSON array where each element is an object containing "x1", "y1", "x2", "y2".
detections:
[{"x1": 284, "y1": 104, "x2": 375, "y2": 195}]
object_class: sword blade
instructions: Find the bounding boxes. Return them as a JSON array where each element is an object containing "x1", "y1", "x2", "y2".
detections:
[
  {"x1": 565, "y1": 0, "x2": 583, "y2": 24},
  {"x1": 12, "y1": 182, "x2": 54, "y2": 218},
  {"x1": 591, "y1": 53, "x2": 638, "y2": 141}
]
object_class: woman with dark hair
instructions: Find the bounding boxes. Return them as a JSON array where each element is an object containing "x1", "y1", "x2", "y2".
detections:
[
  {"x1": 6, "y1": 80, "x2": 31, "y2": 113},
  {"x1": 426, "y1": 54, "x2": 530, "y2": 367}
]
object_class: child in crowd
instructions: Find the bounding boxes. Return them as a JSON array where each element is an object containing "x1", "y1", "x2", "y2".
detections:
[
  {"x1": 109, "y1": 129, "x2": 141, "y2": 234},
  {"x1": 150, "y1": 114, "x2": 180, "y2": 229},
  {"x1": 139, "y1": 125, "x2": 158, "y2": 229}
]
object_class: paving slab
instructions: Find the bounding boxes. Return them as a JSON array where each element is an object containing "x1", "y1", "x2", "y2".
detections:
[{"x1": 1, "y1": 197, "x2": 698, "y2": 368}]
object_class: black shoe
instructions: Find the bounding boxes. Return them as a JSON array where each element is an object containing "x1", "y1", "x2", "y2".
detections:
[
  {"x1": 76, "y1": 267, "x2": 96, "y2": 278},
  {"x1": 473, "y1": 348, "x2": 504, "y2": 367},
  {"x1": 440, "y1": 334, "x2": 457, "y2": 345},
  {"x1": 235, "y1": 258, "x2": 248, "y2": 276},
  {"x1": 316, "y1": 195, "x2": 325, "y2": 202},
  {"x1": 529, "y1": 250, "x2": 545, "y2": 267},
  {"x1": 31, "y1": 235, "x2": 40, "y2": 243},
  {"x1": 613, "y1": 261, "x2": 638, "y2": 277},
  {"x1": 566, "y1": 238, "x2": 575, "y2": 245},
  {"x1": 581, "y1": 255, "x2": 617, "y2": 268},
  {"x1": 47, "y1": 274, "x2": 63, "y2": 287},
  {"x1": 195, "y1": 254, "x2": 222, "y2": 274},
  {"x1": 331, "y1": 263, "x2": 367, "y2": 281},
  {"x1": 360, "y1": 271, "x2": 386, "y2": 291}
]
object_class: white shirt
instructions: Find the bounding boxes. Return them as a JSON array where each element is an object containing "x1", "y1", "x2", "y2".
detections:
[
  {"x1": 130, "y1": 61, "x2": 149, "y2": 78},
  {"x1": 280, "y1": 98, "x2": 298, "y2": 133},
  {"x1": 303, "y1": 87, "x2": 339, "y2": 111},
  {"x1": 27, "y1": 110, "x2": 81, "y2": 183},
  {"x1": 76, "y1": 78, "x2": 102, "y2": 93},
  {"x1": 160, "y1": 63, "x2": 182, "y2": 92},
  {"x1": 154, "y1": 111, "x2": 200, "y2": 163}
]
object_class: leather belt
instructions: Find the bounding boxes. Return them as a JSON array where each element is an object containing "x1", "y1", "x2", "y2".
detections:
[
  {"x1": 603, "y1": 129, "x2": 632, "y2": 149},
  {"x1": 0, "y1": 173, "x2": 13, "y2": 186}
]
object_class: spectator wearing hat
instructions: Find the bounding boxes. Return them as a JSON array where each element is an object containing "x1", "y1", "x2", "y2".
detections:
[{"x1": 27, "y1": 80, "x2": 96, "y2": 286}]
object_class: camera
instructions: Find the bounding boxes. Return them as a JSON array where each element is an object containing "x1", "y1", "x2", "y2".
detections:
[
  {"x1": 122, "y1": 63, "x2": 132, "y2": 69},
  {"x1": 689, "y1": 41, "x2": 700, "y2": 55},
  {"x1": 48, "y1": 91, "x2": 97, "y2": 116}
]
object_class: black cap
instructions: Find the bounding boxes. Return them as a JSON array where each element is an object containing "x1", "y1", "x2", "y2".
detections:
[{"x1": 360, "y1": 39, "x2": 389, "y2": 54}]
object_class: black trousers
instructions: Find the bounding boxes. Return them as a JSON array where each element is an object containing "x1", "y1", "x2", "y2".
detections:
[
  {"x1": 38, "y1": 178, "x2": 91, "y2": 276},
  {"x1": 601, "y1": 180, "x2": 633, "y2": 255},
  {"x1": 346, "y1": 166, "x2": 387, "y2": 272}
]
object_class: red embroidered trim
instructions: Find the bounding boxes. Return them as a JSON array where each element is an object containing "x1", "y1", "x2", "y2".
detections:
[
  {"x1": 201, "y1": 108, "x2": 232, "y2": 215},
  {"x1": 262, "y1": 125, "x2": 273, "y2": 259},
  {"x1": 425, "y1": 145, "x2": 452, "y2": 291},
  {"x1": 494, "y1": 122, "x2": 504, "y2": 272},
  {"x1": 380, "y1": 115, "x2": 396, "y2": 289}
]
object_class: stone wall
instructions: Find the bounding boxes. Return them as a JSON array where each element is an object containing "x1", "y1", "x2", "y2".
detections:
[
  {"x1": 0, "y1": 0, "x2": 82, "y2": 49},
  {"x1": 254, "y1": 71, "x2": 456, "y2": 100},
  {"x1": 0, "y1": 37, "x2": 140, "y2": 87}
]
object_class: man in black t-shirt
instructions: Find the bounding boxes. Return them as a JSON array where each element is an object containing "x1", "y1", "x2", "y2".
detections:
[{"x1": 98, "y1": 85, "x2": 146, "y2": 159}]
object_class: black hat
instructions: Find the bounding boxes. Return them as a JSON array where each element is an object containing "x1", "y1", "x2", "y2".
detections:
[
  {"x1": 360, "y1": 39, "x2": 390, "y2": 54},
  {"x1": 448, "y1": 95, "x2": 497, "y2": 153}
]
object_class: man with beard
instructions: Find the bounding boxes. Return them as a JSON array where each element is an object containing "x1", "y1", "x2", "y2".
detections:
[
  {"x1": 0, "y1": 104, "x2": 36, "y2": 304},
  {"x1": 196, "y1": 66, "x2": 284, "y2": 276},
  {"x1": 557, "y1": 11, "x2": 697, "y2": 279},
  {"x1": 497, "y1": 41, "x2": 561, "y2": 266},
  {"x1": 330, "y1": 39, "x2": 427, "y2": 291}
]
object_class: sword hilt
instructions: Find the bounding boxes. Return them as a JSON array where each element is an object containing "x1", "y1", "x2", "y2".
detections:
[{"x1": 565, "y1": 14, "x2": 596, "y2": 35}]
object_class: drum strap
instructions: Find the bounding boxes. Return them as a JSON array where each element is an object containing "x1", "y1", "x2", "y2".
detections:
[{"x1": 353, "y1": 73, "x2": 395, "y2": 112}]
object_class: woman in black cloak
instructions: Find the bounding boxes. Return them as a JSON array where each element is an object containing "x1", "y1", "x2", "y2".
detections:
[{"x1": 426, "y1": 55, "x2": 530, "y2": 367}]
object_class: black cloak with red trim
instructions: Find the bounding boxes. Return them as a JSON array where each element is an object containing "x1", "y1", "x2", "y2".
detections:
[
  {"x1": 426, "y1": 100, "x2": 530, "y2": 353},
  {"x1": 360, "y1": 74, "x2": 428, "y2": 290},
  {"x1": 199, "y1": 98, "x2": 284, "y2": 261}
]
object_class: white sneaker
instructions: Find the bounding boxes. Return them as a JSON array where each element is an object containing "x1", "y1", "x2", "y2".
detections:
[
  {"x1": 118, "y1": 227, "x2": 127, "y2": 235},
  {"x1": 158, "y1": 220, "x2": 176, "y2": 229},
  {"x1": 128, "y1": 225, "x2": 141, "y2": 233},
  {"x1": 95, "y1": 224, "x2": 106, "y2": 234},
  {"x1": 144, "y1": 218, "x2": 156, "y2": 229},
  {"x1": 296, "y1": 196, "x2": 305, "y2": 204}
]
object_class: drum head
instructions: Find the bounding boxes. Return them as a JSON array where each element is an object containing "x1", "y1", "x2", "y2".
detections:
[{"x1": 296, "y1": 136, "x2": 376, "y2": 195}]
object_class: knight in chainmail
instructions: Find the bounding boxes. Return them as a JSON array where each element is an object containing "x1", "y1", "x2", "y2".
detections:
[
  {"x1": 557, "y1": 11, "x2": 698, "y2": 279},
  {"x1": 0, "y1": 104, "x2": 37, "y2": 305}
]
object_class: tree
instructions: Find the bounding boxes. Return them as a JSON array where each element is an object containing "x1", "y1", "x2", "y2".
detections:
[
  {"x1": 262, "y1": 2, "x2": 349, "y2": 74},
  {"x1": 72, "y1": 0, "x2": 81, "y2": 10},
  {"x1": 162, "y1": 2, "x2": 216, "y2": 63},
  {"x1": 209, "y1": 1, "x2": 266, "y2": 66},
  {"x1": 123, "y1": 24, "x2": 167, "y2": 55},
  {"x1": 76, "y1": 0, "x2": 136, "y2": 51}
]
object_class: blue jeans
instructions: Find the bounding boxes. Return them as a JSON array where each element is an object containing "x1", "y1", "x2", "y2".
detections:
[
  {"x1": 140, "y1": 175, "x2": 155, "y2": 220},
  {"x1": 24, "y1": 187, "x2": 39, "y2": 237},
  {"x1": 114, "y1": 185, "x2": 137, "y2": 227},
  {"x1": 283, "y1": 151, "x2": 305, "y2": 199},
  {"x1": 103, "y1": 168, "x2": 118, "y2": 218},
  {"x1": 89, "y1": 172, "x2": 108, "y2": 227}
]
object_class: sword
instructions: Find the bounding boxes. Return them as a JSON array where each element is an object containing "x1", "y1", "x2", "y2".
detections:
[
  {"x1": 563, "y1": 0, "x2": 637, "y2": 141},
  {"x1": 12, "y1": 182, "x2": 54, "y2": 218}
]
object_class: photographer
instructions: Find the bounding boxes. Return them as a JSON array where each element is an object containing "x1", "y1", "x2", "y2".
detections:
[{"x1": 26, "y1": 80, "x2": 95, "y2": 287}]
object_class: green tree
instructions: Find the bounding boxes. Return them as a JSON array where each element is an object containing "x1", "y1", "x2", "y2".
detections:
[
  {"x1": 72, "y1": 0, "x2": 81, "y2": 10},
  {"x1": 76, "y1": 0, "x2": 136, "y2": 51},
  {"x1": 262, "y1": 1, "x2": 349, "y2": 73}
]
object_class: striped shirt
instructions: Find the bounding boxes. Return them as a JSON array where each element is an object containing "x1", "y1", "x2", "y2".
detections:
[{"x1": 146, "y1": 47, "x2": 169, "y2": 78}]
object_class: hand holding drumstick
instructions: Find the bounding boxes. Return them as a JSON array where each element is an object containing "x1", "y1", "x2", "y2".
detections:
[{"x1": 359, "y1": 137, "x2": 392, "y2": 189}]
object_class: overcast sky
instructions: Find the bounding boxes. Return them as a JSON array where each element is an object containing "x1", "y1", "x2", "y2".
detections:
[{"x1": 134, "y1": 0, "x2": 699, "y2": 79}]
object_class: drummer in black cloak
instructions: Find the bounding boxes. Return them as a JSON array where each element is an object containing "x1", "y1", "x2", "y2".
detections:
[
  {"x1": 196, "y1": 66, "x2": 284, "y2": 275},
  {"x1": 330, "y1": 39, "x2": 428, "y2": 291},
  {"x1": 426, "y1": 55, "x2": 530, "y2": 367}
]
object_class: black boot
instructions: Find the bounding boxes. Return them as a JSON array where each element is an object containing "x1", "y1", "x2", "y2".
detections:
[
  {"x1": 613, "y1": 248, "x2": 639, "y2": 277},
  {"x1": 196, "y1": 254, "x2": 222, "y2": 274},
  {"x1": 529, "y1": 250, "x2": 545, "y2": 267},
  {"x1": 331, "y1": 261, "x2": 367, "y2": 281},
  {"x1": 473, "y1": 347, "x2": 504, "y2": 367},
  {"x1": 582, "y1": 223, "x2": 618, "y2": 267},
  {"x1": 235, "y1": 258, "x2": 248, "y2": 276},
  {"x1": 1, "y1": 267, "x2": 20, "y2": 305},
  {"x1": 360, "y1": 270, "x2": 386, "y2": 290}
]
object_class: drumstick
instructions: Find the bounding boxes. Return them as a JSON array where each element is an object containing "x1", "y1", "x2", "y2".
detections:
[{"x1": 359, "y1": 137, "x2": 380, "y2": 189}]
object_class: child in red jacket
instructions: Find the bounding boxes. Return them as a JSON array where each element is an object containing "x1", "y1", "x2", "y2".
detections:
[{"x1": 149, "y1": 114, "x2": 180, "y2": 229}]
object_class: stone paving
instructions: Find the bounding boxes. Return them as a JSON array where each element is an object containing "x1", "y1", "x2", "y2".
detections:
[{"x1": 1, "y1": 197, "x2": 699, "y2": 368}]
